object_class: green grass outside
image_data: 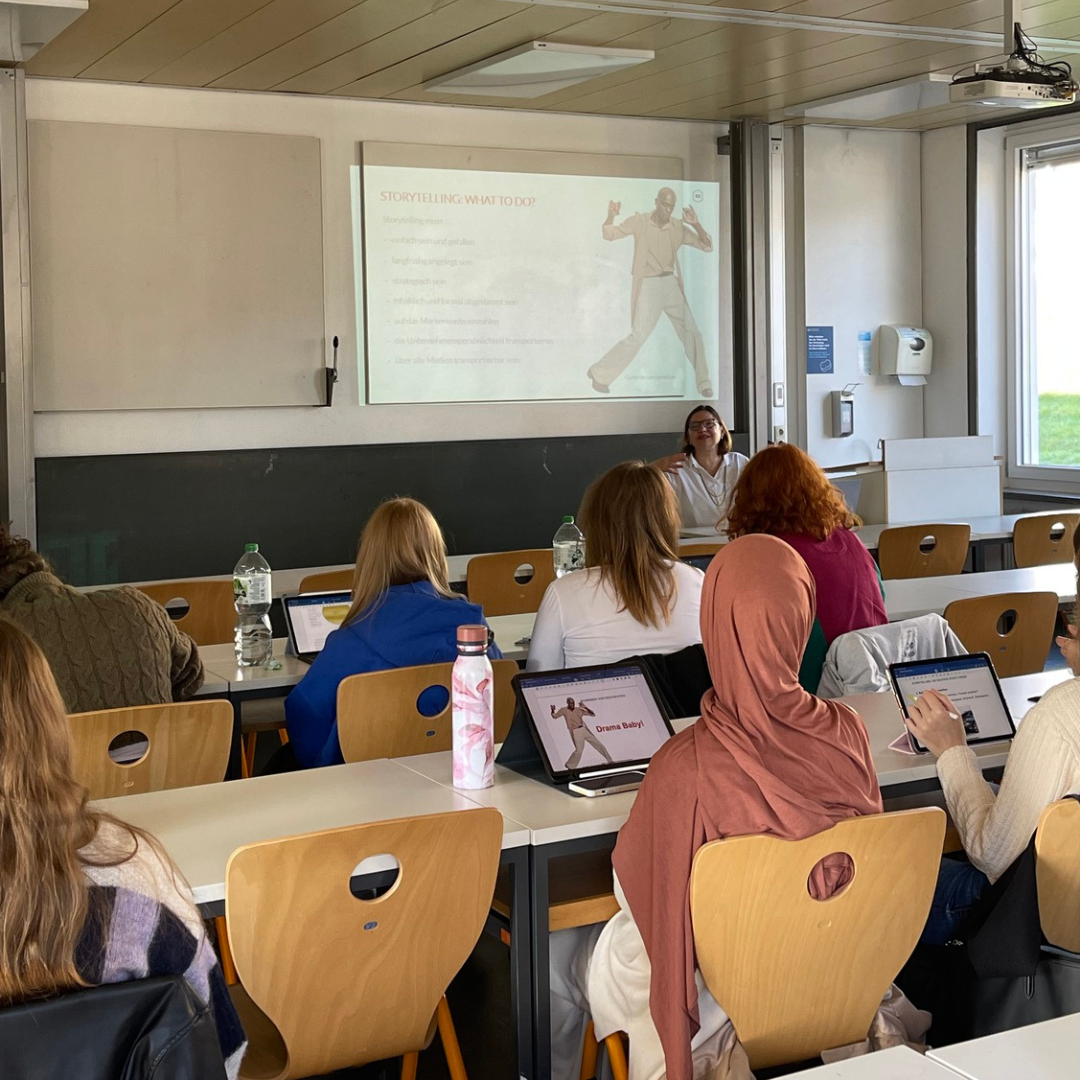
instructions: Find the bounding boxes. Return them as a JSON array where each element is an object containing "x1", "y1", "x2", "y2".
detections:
[{"x1": 1039, "y1": 393, "x2": 1080, "y2": 466}]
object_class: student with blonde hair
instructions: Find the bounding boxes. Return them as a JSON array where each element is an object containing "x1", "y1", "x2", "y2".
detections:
[
  {"x1": 527, "y1": 461, "x2": 704, "y2": 671},
  {"x1": 0, "y1": 619, "x2": 245, "y2": 1074},
  {"x1": 285, "y1": 497, "x2": 501, "y2": 768}
]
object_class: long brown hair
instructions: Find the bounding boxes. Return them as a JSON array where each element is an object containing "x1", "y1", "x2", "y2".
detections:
[
  {"x1": 727, "y1": 443, "x2": 858, "y2": 542},
  {"x1": 343, "y1": 498, "x2": 458, "y2": 626},
  {"x1": 680, "y1": 405, "x2": 733, "y2": 457},
  {"x1": 578, "y1": 462, "x2": 682, "y2": 629},
  {"x1": 0, "y1": 619, "x2": 161, "y2": 1003}
]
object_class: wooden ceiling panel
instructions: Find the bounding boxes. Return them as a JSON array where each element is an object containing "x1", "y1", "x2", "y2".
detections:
[
  {"x1": 274, "y1": 0, "x2": 530, "y2": 94},
  {"x1": 79, "y1": 0, "x2": 274, "y2": 83},
  {"x1": 206, "y1": 0, "x2": 444, "y2": 90},
  {"x1": 25, "y1": 0, "x2": 181, "y2": 78},
  {"x1": 148, "y1": 0, "x2": 365, "y2": 87},
  {"x1": 24, "y1": 0, "x2": 1080, "y2": 128}
]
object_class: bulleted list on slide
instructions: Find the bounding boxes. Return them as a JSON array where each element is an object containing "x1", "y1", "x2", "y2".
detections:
[{"x1": 355, "y1": 165, "x2": 721, "y2": 405}]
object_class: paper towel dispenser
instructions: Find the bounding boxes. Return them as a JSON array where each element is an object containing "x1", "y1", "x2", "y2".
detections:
[{"x1": 875, "y1": 325, "x2": 932, "y2": 386}]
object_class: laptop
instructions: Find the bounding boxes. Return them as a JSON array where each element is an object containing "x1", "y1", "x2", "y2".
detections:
[
  {"x1": 512, "y1": 661, "x2": 675, "y2": 796},
  {"x1": 888, "y1": 653, "x2": 1018, "y2": 754},
  {"x1": 282, "y1": 590, "x2": 352, "y2": 664}
]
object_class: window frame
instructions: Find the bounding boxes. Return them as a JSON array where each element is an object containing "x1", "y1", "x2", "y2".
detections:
[{"x1": 1005, "y1": 120, "x2": 1080, "y2": 494}]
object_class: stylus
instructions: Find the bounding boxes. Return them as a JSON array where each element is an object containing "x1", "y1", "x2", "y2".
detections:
[{"x1": 1029, "y1": 695, "x2": 1042, "y2": 703}]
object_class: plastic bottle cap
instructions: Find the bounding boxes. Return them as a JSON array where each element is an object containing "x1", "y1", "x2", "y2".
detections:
[
  {"x1": 457, "y1": 624, "x2": 488, "y2": 645},
  {"x1": 245, "y1": 543, "x2": 259, "y2": 552},
  {"x1": 562, "y1": 515, "x2": 574, "y2": 524}
]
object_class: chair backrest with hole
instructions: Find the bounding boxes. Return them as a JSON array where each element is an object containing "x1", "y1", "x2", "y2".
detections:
[
  {"x1": 466, "y1": 549, "x2": 556, "y2": 616},
  {"x1": 336, "y1": 659, "x2": 517, "y2": 762},
  {"x1": 1012, "y1": 514, "x2": 1080, "y2": 569},
  {"x1": 943, "y1": 591, "x2": 1059, "y2": 678},
  {"x1": 67, "y1": 700, "x2": 233, "y2": 799},
  {"x1": 690, "y1": 808, "x2": 945, "y2": 1070},
  {"x1": 877, "y1": 524, "x2": 971, "y2": 580},
  {"x1": 136, "y1": 580, "x2": 235, "y2": 646},
  {"x1": 297, "y1": 569, "x2": 354, "y2": 594},
  {"x1": 1035, "y1": 798, "x2": 1080, "y2": 953},
  {"x1": 225, "y1": 808, "x2": 502, "y2": 1079},
  {"x1": 679, "y1": 542, "x2": 725, "y2": 559}
]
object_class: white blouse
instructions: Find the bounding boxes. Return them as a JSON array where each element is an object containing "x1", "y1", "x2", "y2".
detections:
[
  {"x1": 667, "y1": 451, "x2": 748, "y2": 530},
  {"x1": 526, "y1": 562, "x2": 704, "y2": 672}
]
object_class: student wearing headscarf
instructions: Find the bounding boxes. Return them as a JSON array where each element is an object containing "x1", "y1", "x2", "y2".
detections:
[{"x1": 550, "y1": 534, "x2": 884, "y2": 1080}]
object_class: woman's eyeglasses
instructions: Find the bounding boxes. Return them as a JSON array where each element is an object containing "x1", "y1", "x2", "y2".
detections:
[{"x1": 688, "y1": 420, "x2": 719, "y2": 432}]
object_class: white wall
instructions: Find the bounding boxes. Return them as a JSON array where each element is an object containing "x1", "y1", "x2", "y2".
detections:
[
  {"x1": 800, "y1": 126, "x2": 925, "y2": 469},
  {"x1": 921, "y1": 125, "x2": 969, "y2": 440},
  {"x1": 26, "y1": 79, "x2": 730, "y2": 459}
]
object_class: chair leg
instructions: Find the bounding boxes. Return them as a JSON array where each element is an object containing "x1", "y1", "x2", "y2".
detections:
[
  {"x1": 400, "y1": 1051, "x2": 418, "y2": 1080},
  {"x1": 242, "y1": 733, "x2": 257, "y2": 778},
  {"x1": 604, "y1": 1033, "x2": 629, "y2": 1080},
  {"x1": 278, "y1": 728, "x2": 289, "y2": 746},
  {"x1": 213, "y1": 916, "x2": 238, "y2": 986},
  {"x1": 580, "y1": 1020, "x2": 599, "y2": 1080},
  {"x1": 437, "y1": 995, "x2": 468, "y2": 1080}
]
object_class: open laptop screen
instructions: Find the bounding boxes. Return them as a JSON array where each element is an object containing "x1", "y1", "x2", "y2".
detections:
[
  {"x1": 514, "y1": 663, "x2": 672, "y2": 782},
  {"x1": 283, "y1": 591, "x2": 352, "y2": 657}
]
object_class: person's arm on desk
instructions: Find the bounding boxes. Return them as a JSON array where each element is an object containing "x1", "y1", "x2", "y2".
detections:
[{"x1": 526, "y1": 583, "x2": 565, "y2": 672}]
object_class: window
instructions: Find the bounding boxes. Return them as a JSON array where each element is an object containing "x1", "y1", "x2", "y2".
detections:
[{"x1": 1008, "y1": 126, "x2": 1080, "y2": 490}]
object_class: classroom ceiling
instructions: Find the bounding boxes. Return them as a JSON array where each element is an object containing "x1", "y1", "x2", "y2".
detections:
[{"x1": 23, "y1": 0, "x2": 1080, "y2": 129}]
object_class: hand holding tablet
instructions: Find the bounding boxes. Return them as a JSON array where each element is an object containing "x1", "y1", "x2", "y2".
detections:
[{"x1": 903, "y1": 688, "x2": 967, "y2": 757}]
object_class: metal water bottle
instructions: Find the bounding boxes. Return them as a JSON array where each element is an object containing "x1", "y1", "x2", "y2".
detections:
[{"x1": 452, "y1": 625, "x2": 494, "y2": 790}]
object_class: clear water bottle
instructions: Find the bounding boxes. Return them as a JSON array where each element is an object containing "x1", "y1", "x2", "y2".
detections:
[
  {"x1": 233, "y1": 543, "x2": 272, "y2": 667},
  {"x1": 452, "y1": 625, "x2": 494, "y2": 790},
  {"x1": 553, "y1": 515, "x2": 586, "y2": 578}
]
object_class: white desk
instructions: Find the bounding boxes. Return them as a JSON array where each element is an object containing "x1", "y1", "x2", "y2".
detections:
[
  {"x1": 793, "y1": 1045, "x2": 962, "y2": 1078},
  {"x1": 199, "y1": 637, "x2": 309, "y2": 693},
  {"x1": 928, "y1": 1012, "x2": 1080, "y2": 1079},
  {"x1": 936, "y1": 562, "x2": 1077, "y2": 605}
]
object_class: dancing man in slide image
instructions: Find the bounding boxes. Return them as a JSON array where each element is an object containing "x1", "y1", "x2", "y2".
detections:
[
  {"x1": 588, "y1": 187, "x2": 714, "y2": 397},
  {"x1": 552, "y1": 697, "x2": 615, "y2": 771}
]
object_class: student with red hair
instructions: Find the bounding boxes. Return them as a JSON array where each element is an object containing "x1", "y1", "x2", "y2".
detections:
[{"x1": 727, "y1": 443, "x2": 887, "y2": 691}]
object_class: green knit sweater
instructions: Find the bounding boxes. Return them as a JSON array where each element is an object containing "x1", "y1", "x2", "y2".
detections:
[{"x1": 0, "y1": 572, "x2": 204, "y2": 713}]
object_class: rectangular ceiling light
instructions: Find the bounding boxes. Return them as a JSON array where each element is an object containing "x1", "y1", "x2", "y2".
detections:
[
  {"x1": 422, "y1": 41, "x2": 654, "y2": 98},
  {"x1": 785, "y1": 74, "x2": 954, "y2": 121}
]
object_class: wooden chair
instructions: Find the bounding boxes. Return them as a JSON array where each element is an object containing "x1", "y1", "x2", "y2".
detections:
[
  {"x1": 297, "y1": 569, "x2": 353, "y2": 594},
  {"x1": 136, "y1": 579, "x2": 235, "y2": 646},
  {"x1": 943, "y1": 591, "x2": 1059, "y2": 678},
  {"x1": 336, "y1": 659, "x2": 518, "y2": 763},
  {"x1": 1012, "y1": 513, "x2": 1080, "y2": 569},
  {"x1": 1035, "y1": 799, "x2": 1080, "y2": 953},
  {"x1": 679, "y1": 542, "x2": 725, "y2": 559},
  {"x1": 877, "y1": 524, "x2": 971, "y2": 580},
  {"x1": 225, "y1": 808, "x2": 502, "y2": 1080},
  {"x1": 583, "y1": 809, "x2": 945, "y2": 1078},
  {"x1": 67, "y1": 700, "x2": 233, "y2": 800},
  {"x1": 466, "y1": 549, "x2": 556, "y2": 616}
]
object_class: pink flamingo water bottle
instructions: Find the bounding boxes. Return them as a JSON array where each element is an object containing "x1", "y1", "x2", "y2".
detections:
[{"x1": 452, "y1": 624, "x2": 495, "y2": 790}]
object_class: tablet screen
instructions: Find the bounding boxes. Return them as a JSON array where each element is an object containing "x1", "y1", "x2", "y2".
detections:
[
  {"x1": 285, "y1": 592, "x2": 351, "y2": 654},
  {"x1": 890, "y1": 654, "x2": 1016, "y2": 748},
  {"x1": 515, "y1": 664, "x2": 672, "y2": 779}
]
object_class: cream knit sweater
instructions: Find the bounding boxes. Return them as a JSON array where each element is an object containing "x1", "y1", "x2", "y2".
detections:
[{"x1": 937, "y1": 674, "x2": 1080, "y2": 882}]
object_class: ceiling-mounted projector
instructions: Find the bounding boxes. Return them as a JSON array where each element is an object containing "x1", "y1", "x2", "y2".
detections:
[{"x1": 951, "y1": 22, "x2": 1078, "y2": 108}]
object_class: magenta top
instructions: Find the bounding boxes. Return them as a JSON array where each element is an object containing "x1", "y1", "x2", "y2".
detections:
[{"x1": 775, "y1": 527, "x2": 887, "y2": 644}]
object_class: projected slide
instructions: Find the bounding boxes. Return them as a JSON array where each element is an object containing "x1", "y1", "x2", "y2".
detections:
[{"x1": 356, "y1": 165, "x2": 721, "y2": 404}]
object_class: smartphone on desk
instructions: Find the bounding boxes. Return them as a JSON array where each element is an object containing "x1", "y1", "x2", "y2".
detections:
[{"x1": 568, "y1": 771, "x2": 646, "y2": 797}]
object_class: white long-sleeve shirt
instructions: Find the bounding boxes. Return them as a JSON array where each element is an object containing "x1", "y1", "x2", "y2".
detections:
[
  {"x1": 937, "y1": 674, "x2": 1080, "y2": 881},
  {"x1": 526, "y1": 563, "x2": 704, "y2": 672},
  {"x1": 667, "y1": 452, "x2": 748, "y2": 530}
]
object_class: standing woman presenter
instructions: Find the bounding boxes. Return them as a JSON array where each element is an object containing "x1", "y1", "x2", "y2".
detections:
[{"x1": 654, "y1": 405, "x2": 748, "y2": 531}]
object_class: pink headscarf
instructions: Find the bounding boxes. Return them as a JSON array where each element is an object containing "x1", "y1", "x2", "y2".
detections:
[{"x1": 611, "y1": 535, "x2": 882, "y2": 1080}]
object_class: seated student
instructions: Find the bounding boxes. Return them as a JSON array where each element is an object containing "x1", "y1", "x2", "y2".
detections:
[
  {"x1": 0, "y1": 620, "x2": 245, "y2": 1076},
  {"x1": 549, "y1": 535, "x2": 886, "y2": 1080},
  {"x1": 285, "y1": 497, "x2": 501, "y2": 769},
  {"x1": 653, "y1": 405, "x2": 748, "y2": 531},
  {"x1": 726, "y1": 443, "x2": 887, "y2": 692},
  {"x1": 905, "y1": 524, "x2": 1080, "y2": 945},
  {"x1": 527, "y1": 461, "x2": 704, "y2": 672},
  {"x1": 0, "y1": 527, "x2": 203, "y2": 713}
]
